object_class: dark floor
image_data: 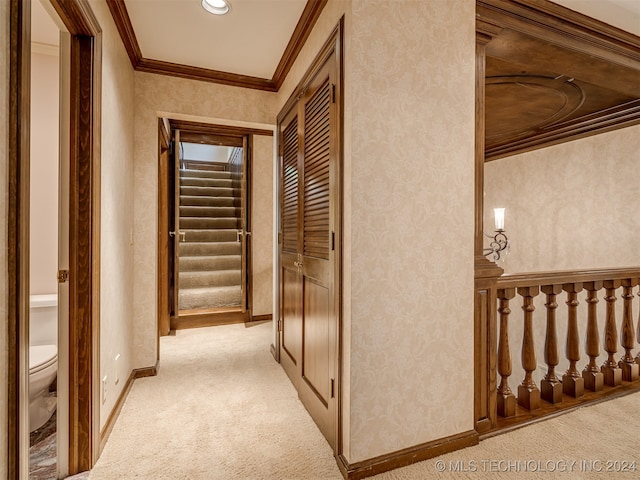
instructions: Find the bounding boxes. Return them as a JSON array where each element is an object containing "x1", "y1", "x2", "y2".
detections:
[{"x1": 29, "y1": 411, "x2": 57, "y2": 480}]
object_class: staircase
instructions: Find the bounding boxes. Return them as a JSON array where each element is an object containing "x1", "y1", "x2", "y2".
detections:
[{"x1": 178, "y1": 168, "x2": 243, "y2": 311}]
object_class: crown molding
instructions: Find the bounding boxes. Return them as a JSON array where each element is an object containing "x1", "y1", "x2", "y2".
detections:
[{"x1": 106, "y1": 0, "x2": 326, "y2": 92}]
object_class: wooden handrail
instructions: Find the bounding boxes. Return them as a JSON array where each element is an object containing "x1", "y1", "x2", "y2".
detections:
[{"x1": 497, "y1": 267, "x2": 640, "y2": 289}]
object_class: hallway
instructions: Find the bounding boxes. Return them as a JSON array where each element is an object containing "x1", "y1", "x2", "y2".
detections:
[
  {"x1": 90, "y1": 322, "x2": 342, "y2": 479},
  {"x1": 90, "y1": 321, "x2": 640, "y2": 479}
]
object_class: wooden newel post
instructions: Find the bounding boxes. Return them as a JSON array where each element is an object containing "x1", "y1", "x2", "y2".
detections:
[
  {"x1": 497, "y1": 288, "x2": 516, "y2": 417},
  {"x1": 562, "y1": 283, "x2": 584, "y2": 397},
  {"x1": 517, "y1": 286, "x2": 540, "y2": 410},
  {"x1": 602, "y1": 280, "x2": 622, "y2": 386},
  {"x1": 541, "y1": 284, "x2": 563, "y2": 403},
  {"x1": 582, "y1": 281, "x2": 604, "y2": 392},
  {"x1": 618, "y1": 278, "x2": 639, "y2": 381}
]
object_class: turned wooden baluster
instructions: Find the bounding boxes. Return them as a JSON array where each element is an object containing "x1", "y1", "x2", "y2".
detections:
[
  {"x1": 582, "y1": 281, "x2": 604, "y2": 392},
  {"x1": 618, "y1": 278, "x2": 639, "y2": 381},
  {"x1": 497, "y1": 288, "x2": 516, "y2": 417},
  {"x1": 562, "y1": 283, "x2": 584, "y2": 397},
  {"x1": 541, "y1": 285, "x2": 563, "y2": 403},
  {"x1": 517, "y1": 286, "x2": 540, "y2": 410},
  {"x1": 602, "y1": 280, "x2": 622, "y2": 386}
]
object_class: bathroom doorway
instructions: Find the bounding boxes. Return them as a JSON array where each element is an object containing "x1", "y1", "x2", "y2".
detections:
[{"x1": 8, "y1": 0, "x2": 101, "y2": 477}]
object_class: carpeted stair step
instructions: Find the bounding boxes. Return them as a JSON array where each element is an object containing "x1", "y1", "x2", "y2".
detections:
[
  {"x1": 180, "y1": 177, "x2": 241, "y2": 188},
  {"x1": 180, "y1": 229, "x2": 238, "y2": 243},
  {"x1": 180, "y1": 186, "x2": 240, "y2": 197},
  {"x1": 179, "y1": 285, "x2": 242, "y2": 310},
  {"x1": 180, "y1": 195, "x2": 241, "y2": 207},
  {"x1": 180, "y1": 169, "x2": 232, "y2": 179},
  {"x1": 179, "y1": 206, "x2": 241, "y2": 218},
  {"x1": 179, "y1": 255, "x2": 241, "y2": 273},
  {"x1": 180, "y1": 270, "x2": 241, "y2": 289},
  {"x1": 180, "y1": 217, "x2": 240, "y2": 229},
  {"x1": 179, "y1": 241, "x2": 241, "y2": 256}
]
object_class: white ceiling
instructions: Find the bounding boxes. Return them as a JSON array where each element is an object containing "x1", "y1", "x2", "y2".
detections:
[
  {"x1": 125, "y1": 0, "x2": 307, "y2": 78},
  {"x1": 553, "y1": 0, "x2": 640, "y2": 36},
  {"x1": 31, "y1": 0, "x2": 640, "y2": 79}
]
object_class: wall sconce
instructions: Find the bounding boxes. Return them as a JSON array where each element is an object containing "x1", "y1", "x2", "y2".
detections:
[{"x1": 484, "y1": 207, "x2": 509, "y2": 262}]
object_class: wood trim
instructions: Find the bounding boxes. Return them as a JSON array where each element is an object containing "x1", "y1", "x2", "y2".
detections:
[
  {"x1": 478, "y1": 0, "x2": 640, "y2": 65},
  {"x1": 485, "y1": 100, "x2": 640, "y2": 160},
  {"x1": 99, "y1": 364, "x2": 159, "y2": 452},
  {"x1": 169, "y1": 119, "x2": 273, "y2": 138},
  {"x1": 250, "y1": 314, "x2": 273, "y2": 323},
  {"x1": 99, "y1": 371, "x2": 135, "y2": 452},
  {"x1": 478, "y1": 0, "x2": 640, "y2": 158},
  {"x1": 171, "y1": 310, "x2": 250, "y2": 330},
  {"x1": 179, "y1": 132, "x2": 244, "y2": 147},
  {"x1": 338, "y1": 431, "x2": 479, "y2": 480},
  {"x1": 8, "y1": 0, "x2": 31, "y2": 477},
  {"x1": 50, "y1": 0, "x2": 100, "y2": 36},
  {"x1": 137, "y1": 57, "x2": 276, "y2": 92},
  {"x1": 67, "y1": 31, "x2": 100, "y2": 475},
  {"x1": 272, "y1": 0, "x2": 328, "y2": 90},
  {"x1": 497, "y1": 266, "x2": 640, "y2": 288},
  {"x1": 157, "y1": 119, "x2": 170, "y2": 339},
  {"x1": 133, "y1": 364, "x2": 159, "y2": 378},
  {"x1": 104, "y1": 0, "x2": 141, "y2": 67},
  {"x1": 49, "y1": 0, "x2": 102, "y2": 473},
  {"x1": 106, "y1": 0, "x2": 327, "y2": 91}
]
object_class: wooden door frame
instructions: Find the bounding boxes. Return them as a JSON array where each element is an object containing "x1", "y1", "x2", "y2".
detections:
[
  {"x1": 8, "y1": 0, "x2": 101, "y2": 476},
  {"x1": 275, "y1": 18, "x2": 344, "y2": 456},
  {"x1": 157, "y1": 120, "x2": 273, "y2": 332}
]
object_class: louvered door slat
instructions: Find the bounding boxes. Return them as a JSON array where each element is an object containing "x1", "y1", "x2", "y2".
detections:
[
  {"x1": 282, "y1": 117, "x2": 299, "y2": 253},
  {"x1": 303, "y1": 79, "x2": 331, "y2": 260}
]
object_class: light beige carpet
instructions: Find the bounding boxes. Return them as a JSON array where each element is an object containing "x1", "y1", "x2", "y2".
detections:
[{"x1": 91, "y1": 322, "x2": 640, "y2": 480}]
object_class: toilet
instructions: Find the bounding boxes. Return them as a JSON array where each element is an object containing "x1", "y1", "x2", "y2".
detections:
[{"x1": 29, "y1": 294, "x2": 58, "y2": 432}]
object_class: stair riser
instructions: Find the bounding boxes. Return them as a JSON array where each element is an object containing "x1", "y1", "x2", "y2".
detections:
[
  {"x1": 181, "y1": 178, "x2": 241, "y2": 188},
  {"x1": 180, "y1": 218, "x2": 240, "y2": 229},
  {"x1": 179, "y1": 286, "x2": 242, "y2": 310},
  {"x1": 180, "y1": 196, "x2": 241, "y2": 207},
  {"x1": 180, "y1": 270, "x2": 241, "y2": 289},
  {"x1": 179, "y1": 242, "x2": 241, "y2": 256},
  {"x1": 180, "y1": 169, "x2": 232, "y2": 179},
  {"x1": 180, "y1": 255, "x2": 241, "y2": 272},
  {"x1": 180, "y1": 186, "x2": 240, "y2": 198},
  {"x1": 180, "y1": 206, "x2": 241, "y2": 218},
  {"x1": 179, "y1": 230, "x2": 238, "y2": 242}
]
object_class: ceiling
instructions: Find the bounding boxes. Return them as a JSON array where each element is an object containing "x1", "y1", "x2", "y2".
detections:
[{"x1": 124, "y1": 0, "x2": 307, "y2": 79}]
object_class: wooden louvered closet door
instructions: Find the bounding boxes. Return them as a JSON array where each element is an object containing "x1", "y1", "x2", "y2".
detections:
[{"x1": 279, "y1": 50, "x2": 339, "y2": 449}]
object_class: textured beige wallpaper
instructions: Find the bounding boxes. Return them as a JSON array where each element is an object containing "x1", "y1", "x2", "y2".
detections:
[
  {"x1": 90, "y1": 0, "x2": 138, "y2": 429},
  {"x1": 276, "y1": 0, "x2": 476, "y2": 462},
  {"x1": 251, "y1": 135, "x2": 274, "y2": 317},
  {"x1": 485, "y1": 125, "x2": 640, "y2": 274},
  {"x1": 347, "y1": 0, "x2": 476, "y2": 462},
  {"x1": 0, "y1": 1, "x2": 9, "y2": 475},
  {"x1": 133, "y1": 73, "x2": 277, "y2": 368}
]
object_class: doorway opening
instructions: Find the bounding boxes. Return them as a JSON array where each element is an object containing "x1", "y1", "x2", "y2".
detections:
[
  {"x1": 176, "y1": 140, "x2": 247, "y2": 313},
  {"x1": 159, "y1": 120, "x2": 262, "y2": 332}
]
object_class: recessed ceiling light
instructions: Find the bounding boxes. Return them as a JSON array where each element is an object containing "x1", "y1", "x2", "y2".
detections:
[{"x1": 202, "y1": 0, "x2": 230, "y2": 15}]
